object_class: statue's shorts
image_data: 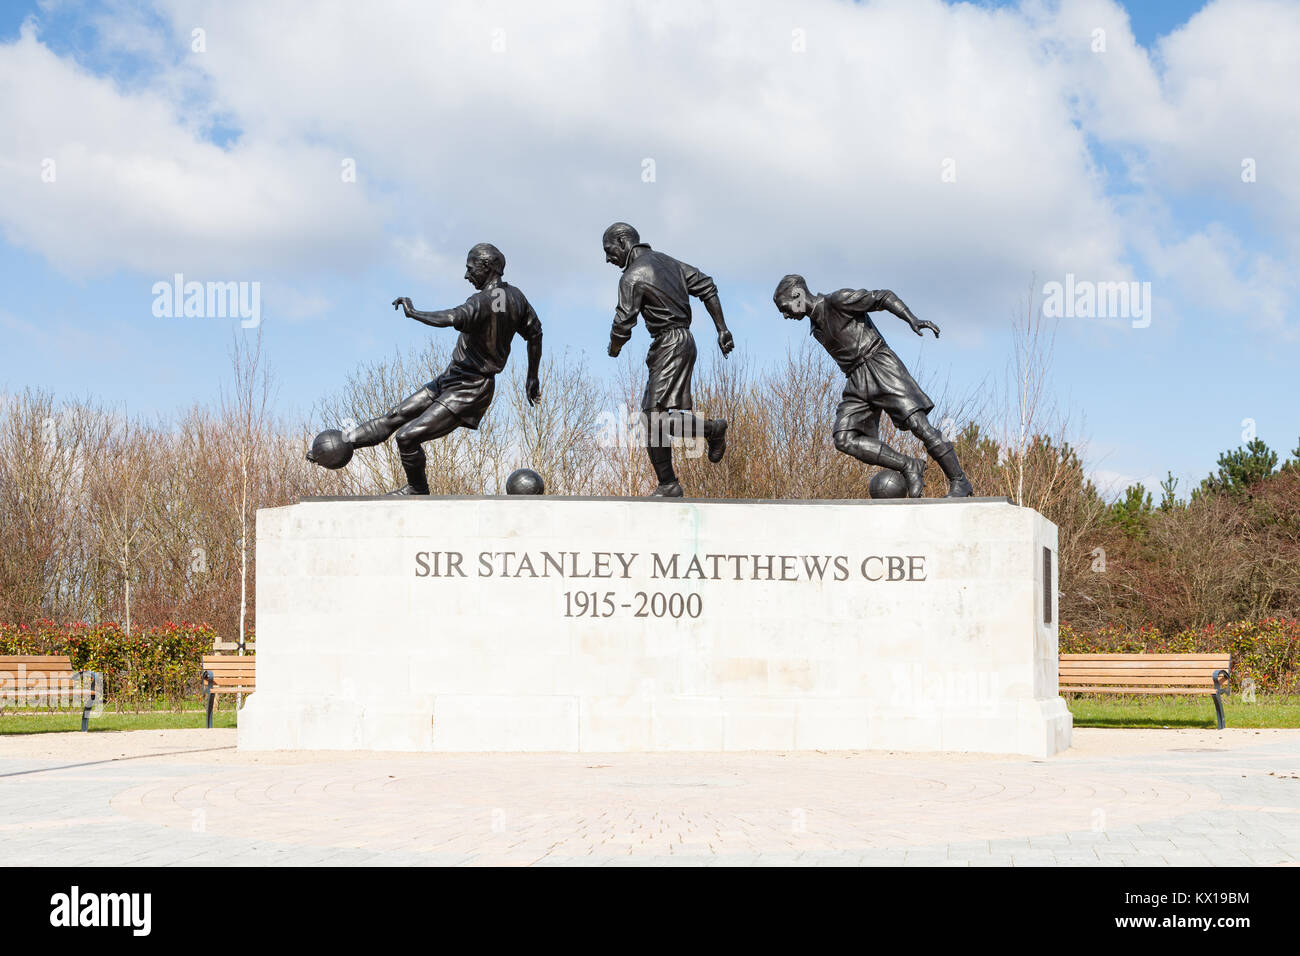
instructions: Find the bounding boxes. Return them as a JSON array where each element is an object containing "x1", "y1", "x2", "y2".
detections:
[
  {"x1": 641, "y1": 325, "x2": 697, "y2": 412},
  {"x1": 833, "y1": 344, "x2": 935, "y2": 435},
  {"x1": 423, "y1": 367, "x2": 495, "y2": 430}
]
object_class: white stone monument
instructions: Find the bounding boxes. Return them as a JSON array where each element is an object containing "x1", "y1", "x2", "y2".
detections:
[{"x1": 238, "y1": 496, "x2": 1071, "y2": 756}]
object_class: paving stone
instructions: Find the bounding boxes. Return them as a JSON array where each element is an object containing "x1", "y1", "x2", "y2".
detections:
[{"x1": 2, "y1": 727, "x2": 1299, "y2": 866}]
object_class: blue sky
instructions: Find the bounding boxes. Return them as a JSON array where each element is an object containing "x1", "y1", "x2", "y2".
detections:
[{"x1": 1, "y1": 0, "x2": 1296, "y2": 498}]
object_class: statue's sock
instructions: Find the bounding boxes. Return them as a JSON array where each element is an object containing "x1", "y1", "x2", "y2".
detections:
[
  {"x1": 345, "y1": 419, "x2": 391, "y2": 449},
  {"x1": 929, "y1": 441, "x2": 967, "y2": 481},
  {"x1": 647, "y1": 442, "x2": 676, "y2": 485},
  {"x1": 836, "y1": 433, "x2": 909, "y2": 471},
  {"x1": 663, "y1": 410, "x2": 706, "y2": 441},
  {"x1": 399, "y1": 445, "x2": 430, "y2": 495}
]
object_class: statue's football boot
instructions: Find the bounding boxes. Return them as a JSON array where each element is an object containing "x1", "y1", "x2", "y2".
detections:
[
  {"x1": 386, "y1": 483, "x2": 428, "y2": 496},
  {"x1": 946, "y1": 476, "x2": 974, "y2": 498},
  {"x1": 932, "y1": 443, "x2": 973, "y2": 497},
  {"x1": 393, "y1": 450, "x2": 430, "y2": 496},
  {"x1": 901, "y1": 456, "x2": 927, "y2": 498},
  {"x1": 705, "y1": 419, "x2": 728, "y2": 464}
]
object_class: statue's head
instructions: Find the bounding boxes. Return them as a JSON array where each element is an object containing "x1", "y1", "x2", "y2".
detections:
[
  {"x1": 602, "y1": 222, "x2": 640, "y2": 269},
  {"x1": 465, "y1": 243, "x2": 506, "y2": 289},
  {"x1": 773, "y1": 274, "x2": 812, "y2": 320}
]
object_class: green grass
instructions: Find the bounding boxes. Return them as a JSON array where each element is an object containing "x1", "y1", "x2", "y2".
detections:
[
  {"x1": 4, "y1": 696, "x2": 1299, "y2": 735},
  {"x1": 0, "y1": 707, "x2": 237, "y2": 734},
  {"x1": 1067, "y1": 694, "x2": 1300, "y2": 729}
]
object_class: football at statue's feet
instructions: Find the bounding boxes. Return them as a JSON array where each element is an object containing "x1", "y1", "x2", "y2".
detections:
[
  {"x1": 869, "y1": 468, "x2": 909, "y2": 499},
  {"x1": 505, "y1": 468, "x2": 545, "y2": 495}
]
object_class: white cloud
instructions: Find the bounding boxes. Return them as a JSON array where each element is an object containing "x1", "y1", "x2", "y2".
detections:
[
  {"x1": 1028, "y1": 0, "x2": 1300, "y2": 333},
  {"x1": 1088, "y1": 465, "x2": 1163, "y2": 501},
  {"x1": 1145, "y1": 224, "x2": 1294, "y2": 333},
  {"x1": 1153, "y1": 0, "x2": 1300, "y2": 232},
  {"x1": 0, "y1": 0, "x2": 1294, "y2": 337},
  {"x1": 0, "y1": 18, "x2": 387, "y2": 278}
]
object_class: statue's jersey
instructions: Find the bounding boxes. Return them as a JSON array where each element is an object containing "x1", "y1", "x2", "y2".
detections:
[
  {"x1": 441, "y1": 279, "x2": 543, "y2": 377},
  {"x1": 610, "y1": 244, "x2": 718, "y2": 345},
  {"x1": 811, "y1": 288, "x2": 934, "y2": 429},
  {"x1": 809, "y1": 288, "x2": 895, "y2": 373},
  {"x1": 414, "y1": 278, "x2": 542, "y2": 430}
]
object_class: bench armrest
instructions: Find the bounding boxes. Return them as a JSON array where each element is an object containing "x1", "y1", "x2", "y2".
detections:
[{"x1": 1212, "y1": 668, "x2": 1230, "y2": 697}]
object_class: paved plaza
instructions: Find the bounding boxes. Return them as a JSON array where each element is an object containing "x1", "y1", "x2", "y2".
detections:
[{"x1": 2, "y1": 728, "x2": 1299, "y2": 866}]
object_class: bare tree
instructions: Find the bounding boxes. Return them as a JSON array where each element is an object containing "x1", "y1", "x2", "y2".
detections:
[
  {"x1": 0, "y1": 390, "x2": 83, "y2": 621},
  {"x1": 505, "y1": 349, "x2": 605, "y2": 495},
  {"x1": 223, "y1": 330, "x2": 274, "y2": 654},
  {"x1": 1002, "y1": 275, "x2": 1060, "y2": 506},
  {"x1": 87, "y1": 417, "x2": 162, "y2": 635}
]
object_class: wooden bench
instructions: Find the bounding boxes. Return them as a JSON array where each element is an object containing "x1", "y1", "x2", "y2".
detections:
[
  {"x1": 200, "y1": 655, "x2": 256, "y2": 728},
  {"x1": 1059, "y1": 653, "x2": 1231, "y2": 729},
  {"x1": 0, "y1": 655, "x2": 103, "y2": 731}
]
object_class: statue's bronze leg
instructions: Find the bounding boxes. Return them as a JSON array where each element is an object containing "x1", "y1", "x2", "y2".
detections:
[
  {"x1": 345, "y1": 385, "x2": 436, "y2": 449},
  {"x1": 389, "y1": 401, "x2": 462, "y2": 496},
  {"x1": 902, "y1": 412, "x2": 973, "y2": 497}
]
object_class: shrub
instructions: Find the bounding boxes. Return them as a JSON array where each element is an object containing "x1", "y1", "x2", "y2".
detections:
[{"x1": 0, "y1": 620, "x2": 218, "y2": 709}]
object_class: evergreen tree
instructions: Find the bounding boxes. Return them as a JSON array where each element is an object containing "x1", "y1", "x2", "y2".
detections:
[
  {"x1": 1199, "y1": 438, "x2": 1278, "y2": 495},
  {"x1": 1158, "y1": 471, "x2": 1180, "y2": 511},
  {"x1": 1109, "y1": 482, "x2": 1153, "y2": 536},
  {"x1": 1282, "y1": 437, "x2": 1300, "y2": 473}
]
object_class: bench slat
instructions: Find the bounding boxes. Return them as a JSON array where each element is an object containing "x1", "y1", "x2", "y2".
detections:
[
  {"x1": 1059, "y1": 660, "x2": 1227, "y2": 669},
  {"x1": 1061, "y1": 674, "x2": 1219, "y2": 681},
  {"x1": 0, "y1": 656, "x2": 77, "y2": 670},
  {"x1": 1060, "y1": 671, "x2": 1222, "y2": 676},
  {"x1": 1059, "y1": 661, "x2": 1219, "y2": 667},
  {"x1": 1060, "y1": 660, "x2": 1222, "y2": 671},
  {"x1": 1060, "y1": 654, "x2": 1228, "y2": 662},
  {"x1": 1060, "y1": 678, "x2": 1217, "y2": 685},
  {"x1": 1061, "y1": 686, "x2": 1209, "y2": 695},
  {"x1": 0, "y1": 677, "x2": 83, "y2": 686}
]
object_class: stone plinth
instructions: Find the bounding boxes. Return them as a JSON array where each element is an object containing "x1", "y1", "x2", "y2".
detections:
[{"x1": 238, "y1": 496, "x2": 1071, "y2": 756}]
